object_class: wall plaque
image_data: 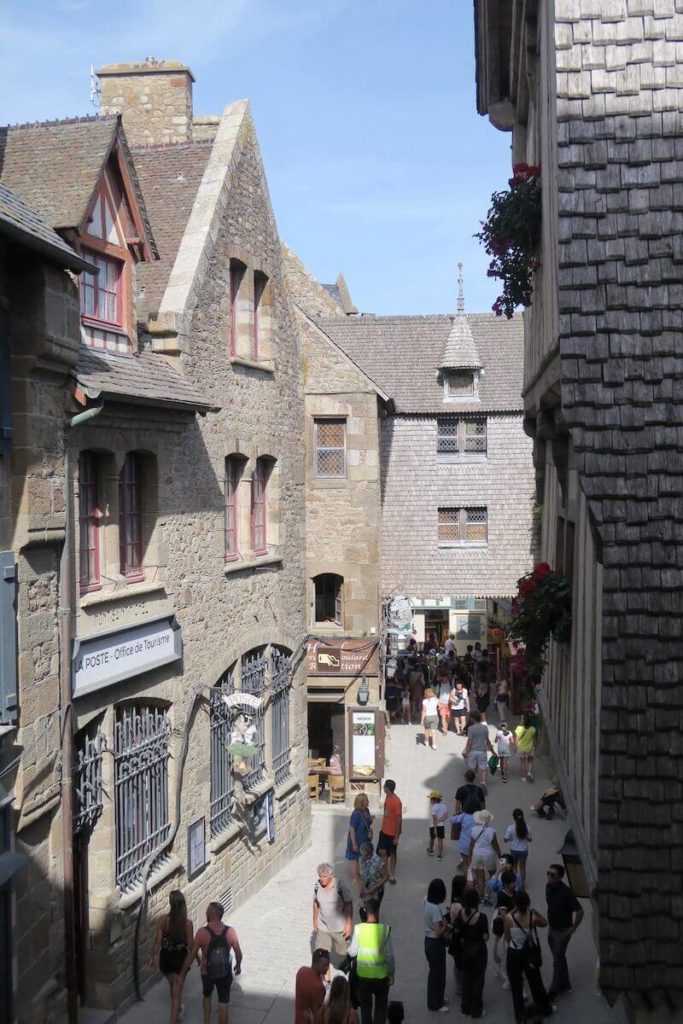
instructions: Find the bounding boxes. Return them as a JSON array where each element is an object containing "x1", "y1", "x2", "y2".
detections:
[{"x1": 72, "y1": 614, "x2": 182, "y2": 698}]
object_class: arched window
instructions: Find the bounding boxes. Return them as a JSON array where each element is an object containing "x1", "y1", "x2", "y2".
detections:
[{"x1": 314, "y1": 573, "x2": 344, "y2": 626}]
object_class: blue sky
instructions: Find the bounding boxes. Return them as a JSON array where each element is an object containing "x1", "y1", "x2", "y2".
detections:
[{"x1": 2, "y1": 0, "x2": 513, "y2": 315}]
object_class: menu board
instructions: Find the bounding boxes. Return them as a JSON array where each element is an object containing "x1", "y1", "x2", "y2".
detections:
[{"x1": 351, "y1": 711, "x2": 377, "y2": 778}]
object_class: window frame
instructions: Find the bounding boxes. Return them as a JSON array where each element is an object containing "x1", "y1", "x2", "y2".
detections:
[
  {"x1": 251, "y1": 459, "x2": 268, "y2": 557},
  {"x1": 252, "y1": 272, "x2": 267, "y2": 362},
  {"x1": 314, "y1": 573, "x2": 344, "y2": 626},
  {"x1": 314, "y1": 418, "x2": 347, "y2": 479},
  {"x1": 437, "y1": 417, "x2": 487, "y2": 459},
  {"x1": 80, "y1": 252, "x2": 124, "y2": 333},
  {"x1": 444, "y1": 371, "x2": 479, "y2": 403},
  {"x1": 437, "y1": 506, "x2": 488, "y2": 547},
  {"x1": 119, "y1": 453, "x2": 144, "y2": 581},
  {"x1": 271, "y1": 648, "x2": 292, "y2": 787},
  {"x1": 229, "y1": 261, "x2": 245, "y2": 357},
  {"x1": 224, "y1": 456, "x2": 244, "y2": 562},
  {"x1": 79, "y1": 452, "x2": 101, "y2": 593}
]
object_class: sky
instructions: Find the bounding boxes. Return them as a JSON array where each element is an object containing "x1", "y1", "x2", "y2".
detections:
[{"x1": 2, "y1": 0, "x2": 513, "y2": 316}]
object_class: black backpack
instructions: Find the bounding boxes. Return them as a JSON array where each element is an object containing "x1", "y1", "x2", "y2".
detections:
[{"x1": 206, "y1": 925, "x2": 232, "y2": 980}]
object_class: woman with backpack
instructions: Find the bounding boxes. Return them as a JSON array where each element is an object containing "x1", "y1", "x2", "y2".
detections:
[
  {"x1": 504, "y1": 891, "x2": 554, "y2": 1023},
  {"x1": 148, "y1": 889, "x2": 194, "y2": 1024},
  {"x1": 451, "y1": 888, "x2": 489, "y2": 1019},
  {"x1": 504, "y1": 809, "x2": 533, "y2": 884}
]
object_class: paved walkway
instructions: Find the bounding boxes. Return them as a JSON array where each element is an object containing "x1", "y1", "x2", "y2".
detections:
[{"x1": 119, "y1": 719, "x2": 627, "y2": 1023}]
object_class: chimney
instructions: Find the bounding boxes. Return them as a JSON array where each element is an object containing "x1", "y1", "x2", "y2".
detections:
[{"x1": 96, "y1": 58, "x2": 195, "y2": 147}]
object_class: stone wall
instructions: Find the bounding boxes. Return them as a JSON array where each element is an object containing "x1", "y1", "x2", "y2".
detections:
[{"x1": 98, "y1": 60, "x2": 194, "y2": 147}]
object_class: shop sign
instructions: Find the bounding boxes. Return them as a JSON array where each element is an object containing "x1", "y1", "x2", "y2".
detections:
[
  {"x1": 307, "y1": 639, "x2": 379, "y2": 677},
  {"x1": 385, "y1": 595, "x2": 414, "y2": 633},
  {"x1": 72, "y1": 614, "x2": 182, "y2": 698}
]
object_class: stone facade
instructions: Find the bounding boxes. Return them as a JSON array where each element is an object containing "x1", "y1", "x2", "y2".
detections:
[
  {"x1": 98, "y1": 59, "x2": 195, "y2": 146},
  {"x1": 475, "y1": 0, "x2": 683, "y2": 1016}
]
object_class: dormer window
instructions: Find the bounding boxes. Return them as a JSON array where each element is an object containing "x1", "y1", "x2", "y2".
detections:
[{"x1": 445, "y1": 372, "x2": 478, "y2": 401}]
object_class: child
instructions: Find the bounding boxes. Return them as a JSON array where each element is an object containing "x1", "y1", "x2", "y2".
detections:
[
  {"x1": 401, "y1": 685, "x2": 411, "y2": 724},
  {"x1": 426, "y1": 790, "x2": 449, "y2": 860},
  {"x1": 494, "y1": 721, "x2": 514, "y2": 782},
  {"x1": 515, "y1": 714, "x2": 537, "y2": 782}
]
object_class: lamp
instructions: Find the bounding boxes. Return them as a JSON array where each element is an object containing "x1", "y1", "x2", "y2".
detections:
[
  {"x1": 557, "y1": 829, "x2": 590, "y2": 898},
  {"x1": 357, "y1": 676, "x2": 369, "y2": 706}
]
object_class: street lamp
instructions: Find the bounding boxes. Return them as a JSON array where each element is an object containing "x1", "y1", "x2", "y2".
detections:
[
  {"x1": 357, "y1": 676, "x2": 370, "y2": 706},
  {"x1": 557, "y1": 829, "x2": 590, "y2": 898}
]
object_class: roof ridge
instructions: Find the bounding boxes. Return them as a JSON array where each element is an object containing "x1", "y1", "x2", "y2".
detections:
[
  {"x1": 132, "y1": 138, "x2": 215, "y2": 153},
  {"x1": 6, "y1": 113, "x2": 117, "y2": 131}
]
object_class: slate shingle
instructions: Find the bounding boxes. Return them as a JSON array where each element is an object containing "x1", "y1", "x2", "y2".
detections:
[
  {"x1": 73, "y1": 346, "x2": 216, "y2": 412},
  {"x1": 0, "y1": 182, "x2": 92, "y2": 272}
]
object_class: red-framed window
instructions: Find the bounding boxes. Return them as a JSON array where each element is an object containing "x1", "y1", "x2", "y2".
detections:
[
  {"x1": 119, "y1": 454, "x2": 144, "y2": 580},
  {"x1": 80, "y1": 253, "x2": 123, "y2": 329},
  {"x1": 79, "y1": 452, "x2": 100, "y2": 593},
  {"x1": 225, "y1": 456, "x2": 243, "y2": 561},
  {"x1": 252, "y1": 272, "x2": 267, "y2": 361},
  {"x1": 251, "y1": 459, "x2": 268, "y2": 556},
  {"x1": 229, "y1": 261, "x2": 245, "y2": 357}
]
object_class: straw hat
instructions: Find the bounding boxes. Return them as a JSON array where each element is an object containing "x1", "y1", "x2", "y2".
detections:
[
  {"x1": 429, "y1": 790, "x2": 442, "y2": 800},
  {"x1": 473, "y1": 809, "x2": 494, "y2": 825}
]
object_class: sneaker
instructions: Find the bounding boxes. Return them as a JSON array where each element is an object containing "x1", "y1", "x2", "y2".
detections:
[
  {"x1": 437, "y1": 1007, "x2": 449, "y2": 1013},
  {"x1": 389, "y1": 877, "x2": 397, "y2": 885},
  {"x1": 502, "y1": 776, "x2": 508, "y2": 783},
  {"x1": 427, "y1": 848, "x2": 434, "y2": 856},
  {"x1": 437, "y1": 854, "x2": 443, "y2": 861},
  {"x1": 527, "y1": 773, "x2": 534, "y2": 783},
  {"x1": 521, "y1": 776, "x2": 527, "y2": 782},
  {"x1": 502, "y1": 979, "x2": 510, "y2": 990},
  {"x1": 178, "y1": 1005, "x2": 185, "y2": 1021}
]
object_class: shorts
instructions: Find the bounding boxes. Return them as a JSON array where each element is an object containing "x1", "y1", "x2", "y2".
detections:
[
  {"x1": 429, "y1": 826, "x2": 445, "y2": 839},
  {"x1": 468, "y1": 750, "x2": 488, "y2": 770},
  {"x1": 424, "y1": 716, "x2": 439, "y2": 730},
  {"x1": 377, "y1": 831, "x2": 398, "y2": 858},
  {"x1": 471, "y1": 852, "x2": 497, "y2": 873},
  {"x1": 315, "y1": 929, "x2": 349, "y2": 957},
  {"x1": 510, "y1": 849, "x2": 528, "y2": 862},
  {"x1": 451, "y1": 709, "x2": 467, "y2": 718},
  {"x1": 202, "y1": 974, "x2": 232, "y2": 1004},
  {"x1": 159, "y1": 948, "x2": 187, "y2": 975}
]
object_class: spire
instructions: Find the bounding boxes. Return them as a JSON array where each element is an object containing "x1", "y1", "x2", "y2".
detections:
[
  {"x1": 457, "y1": 261, "x2": 464, "y2": 314},
  {"x1": 438, "y1": 262, "x2": 481, "y2": 371}
]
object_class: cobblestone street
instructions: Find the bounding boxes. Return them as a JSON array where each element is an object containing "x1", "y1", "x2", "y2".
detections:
[{"x1": 120, "y1": 719, "x2": 627, "y2": 1024}]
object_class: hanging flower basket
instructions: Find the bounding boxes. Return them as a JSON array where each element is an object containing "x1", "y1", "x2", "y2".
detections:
[
  {"x1": 475, "y1": 163, "x2": 542, "y2": 318},
  {"x1": 508, "y1": 562, "x2": 572, "y2": 687}
]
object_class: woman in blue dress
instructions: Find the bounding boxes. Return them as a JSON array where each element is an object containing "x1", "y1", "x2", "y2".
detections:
[{"x1": 345, "y1": 792, "x2": 374, "y2": 886}]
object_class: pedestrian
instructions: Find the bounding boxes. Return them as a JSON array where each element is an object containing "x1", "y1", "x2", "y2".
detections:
[
  {"x1": 148, "y1": 889, "x2": 194, "y2": 1024},
  {"x1": 463, "y1": 711, "x2": 496, "y2": 789},
  {"x1": 385, "y1": 676, "x2": 400, "y2": 723},
  {"x1": 422, "y1": 878, "x2": 450, "y2": 1013},
  {"x1": 450, "y1": 802, "x2": 478, "y2": 878},
  {"x1": 295, "y1": 948, "x2": 329, "y2": 1024},
  {"x1": 486, "y1": 853, "x2": 522, "y2": 902},
  {"x1": 181, "y1": 901, "x2": 242, "y2": 1024},
  {"x1": 504, "y1": 891, "x2": 554, "y2": 1023},
  {"x1": 495, "y1": 678, "x2": 509, "y2": 721},
  {"x1": 313, "y1": 863, "x2": 354, "y2": 968},
  {"x1": 455, "y1": 768, "x2": 486, "y2": 813},
  {"x1": 434, "y1": 670, "x2": 451, "y2": 734},
  {"x1": 515, "y1": 714, "x2": 537, "y2": 782},
  {"x1": 529, "y1": 785, "x2": 565, "y2": 820},
  {"x1": 448, "y1": 875, "x2": 468, "y2": 997},
  {"x1": 347, "y1": 898, "x2": 395, "y2": 1024},
  {"x1": 494, "y1": 721, "x2": 514, "y2": 782},
  {"x1": 469, "y1": 809, "x2": 501, "y2": 902},
  {"x1": 545, "y1": 863, "x2": 584, "y2": 1000},
  {"x1": 316, "y1": 975, "x2": 360, "y2": 1024},
  {"x1": 401, "y1": 685, "x2": 411, "y2": 724},
  {"x1": 444, "y1": 632, "x2": 456, "y2": 657},
  {"x1": 449, "y1": 681, "x2": 469, "y2": 735},
  {"x1": 408, "y1": 658, "x2": 424, "y2": 722},
  {"x1": 474, "y1": 650, "x2": 492, "y2": 721},
  {"x1": 452, "y1": 888, "x2": 489, "y2": 1019},
  {"x1": 504, "y1": 809, "x2": 532, "y2": 884},
  {"x1": 421, "y1": 687, "x2": 440, "y2": 750},
  {"x1": 492, "y1": 869, "x2": 516, "y2": 988},
  {"x1": 346, "y1": 793, "x2": 374, "y2": 886},
  {"x1": 426, "y1": 790, "x2": 449, "y2": 860},
  {"x1": 359, "y1": 841, "x2": 388, "y2": 915},
  {"x1": 377, "y1": 780, "x2": 402, "y2": 884}
]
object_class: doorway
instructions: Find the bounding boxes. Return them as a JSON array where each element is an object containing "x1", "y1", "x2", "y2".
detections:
[{"x1": 307, "y1": 700, "x2": 345, "y2": 766}]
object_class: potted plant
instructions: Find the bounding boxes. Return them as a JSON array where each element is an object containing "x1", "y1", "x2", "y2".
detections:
[{"x1": 508, "y1": 561, "x2": 572, "y2": 689}]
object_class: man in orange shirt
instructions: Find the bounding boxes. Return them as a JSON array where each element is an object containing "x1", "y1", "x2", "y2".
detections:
[
  {"x1": 376, "y1": 779, "x2": 402, "y2": 885},
  {"x1": 294, "y1": 949, "x2": 329, "y2": 1024}
]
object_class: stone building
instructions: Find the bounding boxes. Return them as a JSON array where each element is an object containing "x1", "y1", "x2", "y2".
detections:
[
  {"x1": 0, "y1": 58, "x2": 309, "y2": 1020},
  {"x1": 475, "y1": 1, "x2": 683, "y2": 1018}
]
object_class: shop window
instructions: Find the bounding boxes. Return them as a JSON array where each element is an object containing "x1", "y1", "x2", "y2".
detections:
[
  {"x1": 314, "y1": 573, "x2": 343, "y2": 625},
  {"x1": 314, "y1": 419, "x2": 347, "y2": 478},
  {"x1": 438, "y1": 507, "x2": 488, "y2": 546}
]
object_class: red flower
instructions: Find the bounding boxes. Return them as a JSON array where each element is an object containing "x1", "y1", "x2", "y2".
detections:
[{"x1": 532, "y1": 562, "x2": 552, "y2": 580}]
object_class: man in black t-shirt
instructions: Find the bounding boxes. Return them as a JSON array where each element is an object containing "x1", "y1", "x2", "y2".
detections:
[
  {"x1": 455, "y1": 768, "x2": 486, "y2": 813},
  {"x1": 545, "y1": 863, "x2": 584, "y2": 998}
]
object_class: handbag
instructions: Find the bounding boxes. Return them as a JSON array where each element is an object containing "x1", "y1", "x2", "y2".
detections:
[
  {"x1": 451, "y1": 820, "x2": 462, "y2": 841},
  {"x1": 488, "y1": 754, "x2": 500, "y2": 775}
]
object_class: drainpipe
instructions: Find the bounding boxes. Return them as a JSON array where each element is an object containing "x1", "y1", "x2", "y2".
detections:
[{"x1": 68, "y1": 405, "x2": 103, "y2": 429}]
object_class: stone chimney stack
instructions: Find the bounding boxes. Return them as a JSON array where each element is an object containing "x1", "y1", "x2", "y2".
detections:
[{"x1": 96, "y1": 58, "x2": 195, "y2": 147}]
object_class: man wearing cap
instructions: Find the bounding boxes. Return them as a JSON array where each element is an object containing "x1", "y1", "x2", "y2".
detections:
[
  {"x1": 426, "y1": 790, "x2": 449, "y2": 860},
  {"x1": 347, "y1": 899, "x2": 395, "y2": 1024}
]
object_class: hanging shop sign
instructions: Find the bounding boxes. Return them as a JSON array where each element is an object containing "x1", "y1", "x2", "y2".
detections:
[
  {"x1": 307, "y1": 639, "x2": 379, "y2": 678},
  {"x1": 385, "y1": 595, "x2": 414, "y2": 634},
  {"x1": 72, "y1": 614, "x2": 182, "y2": 698}
]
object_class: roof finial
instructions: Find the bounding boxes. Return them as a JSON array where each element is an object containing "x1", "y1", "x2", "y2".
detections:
[{"x1": 457, "y1": 262, "x2": 464, "y2": 314}]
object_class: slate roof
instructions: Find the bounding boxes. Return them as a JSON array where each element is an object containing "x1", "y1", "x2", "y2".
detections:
[
  {"x1": 132, "y1": 141, "x2": 213, "y2": 318},
  {"x1": 314, "y1": 313, "x2": 524, "y2": 414},
  {"x1": 0, "y1": 182, "x2": 94, "y2": 272},
  {"x1": 439, "y1": 313, "x2": 482, "y2": 370},
  {"x1": 73, "y1": 346, "x2": 216, "y2": 412}
]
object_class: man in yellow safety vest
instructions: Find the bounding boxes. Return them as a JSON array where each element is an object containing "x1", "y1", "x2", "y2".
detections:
[{"x1": 347, "y1": 899, "x2": 395, "y2": 1024}]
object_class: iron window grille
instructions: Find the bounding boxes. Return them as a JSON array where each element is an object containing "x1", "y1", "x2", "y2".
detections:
[
  {"x1": 119, "y1": 453, "x2": 144, "y2": 580},
  {"x1": 314, "y1": 418, "x2": 346, "y2": 478},
  {"x1": 114, "y1": 705, "x2": 171, "y2": 892},
  {"x1": 73, "y1": 722, "x2": 106, "y2": 834},
  {"x1": 271, "y1": 647, "x2": 292, "y2": 787},
  {"x1": 210, "y1": 668, "x2": 235, "y2": 838},
  {"x1": 78, "y1": 452, "x2": 101, "y2": 593},
  {"x1": 437, "y1": 418, "x2": 487, "y2": 456},
  {"x1": 240, "y1": 649, "x2": 267, "y2": 789},
  {"x1": 438, "y1": 507, "x2": 488, "y2": 545}
]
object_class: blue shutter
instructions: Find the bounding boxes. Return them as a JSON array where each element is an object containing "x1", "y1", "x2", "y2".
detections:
[
  {"x1": 0, "y1": 553, "x2": 17, "y2": 726},
  {"x1": 0, "y1": 310, "x2": 10, "y2": 453}
]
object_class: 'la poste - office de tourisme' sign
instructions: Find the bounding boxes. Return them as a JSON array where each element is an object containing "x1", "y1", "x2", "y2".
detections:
[{"x1": 72, "y1": 614, "x2": 182, "y2": 698}]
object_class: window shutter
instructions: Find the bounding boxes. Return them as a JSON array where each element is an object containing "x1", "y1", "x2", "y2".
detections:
[
  {"x1": 0, "y1": 552, "x2": 18, "y2": 726},
  {"x1": 0, "y1": 311, "x2": 11, "y2": 453}
]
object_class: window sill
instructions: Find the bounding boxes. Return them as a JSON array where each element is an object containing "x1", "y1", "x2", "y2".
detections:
[
  {"x1": 223, "y1": 554, "x2": 282, "y2": 576},
  {"x1": 230, "y1": 356, "x2": 275, "y2": 374},
  {"x1": 242, "y1": 776, "x2": 275, "y2": 804},
  {"x1": 80, "y1": 581, "x2": 167, "y2": 608},
  {"x1": 114, "y1": 854, "x2": 182, "y2": 911},
  {"x1": 209, "y1": 820, "x2": 243, "y2": 854},
  {"x1": 437, "y1": 542, "x2": 488, "y2": 549},
  {"x1": 274, "y1": 776, "x2": 299, "y2": 802},
  {"x1": 309, "y1": 478, "x2": 348, "y2": 489},
  {"x1": 437, "y1": 455, "x2": 488, "y2": 464},
  {"x1": 0, "y1": 724, "x2": 18, "y2": 741}
]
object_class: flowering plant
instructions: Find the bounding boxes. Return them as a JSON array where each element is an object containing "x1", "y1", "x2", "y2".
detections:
[
  {"x1": 508, "y1": 561, "x2": 571, "y2": 684},
  {"x1": 475, "y1": 163, "x2": 542, "y2": 318}
]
